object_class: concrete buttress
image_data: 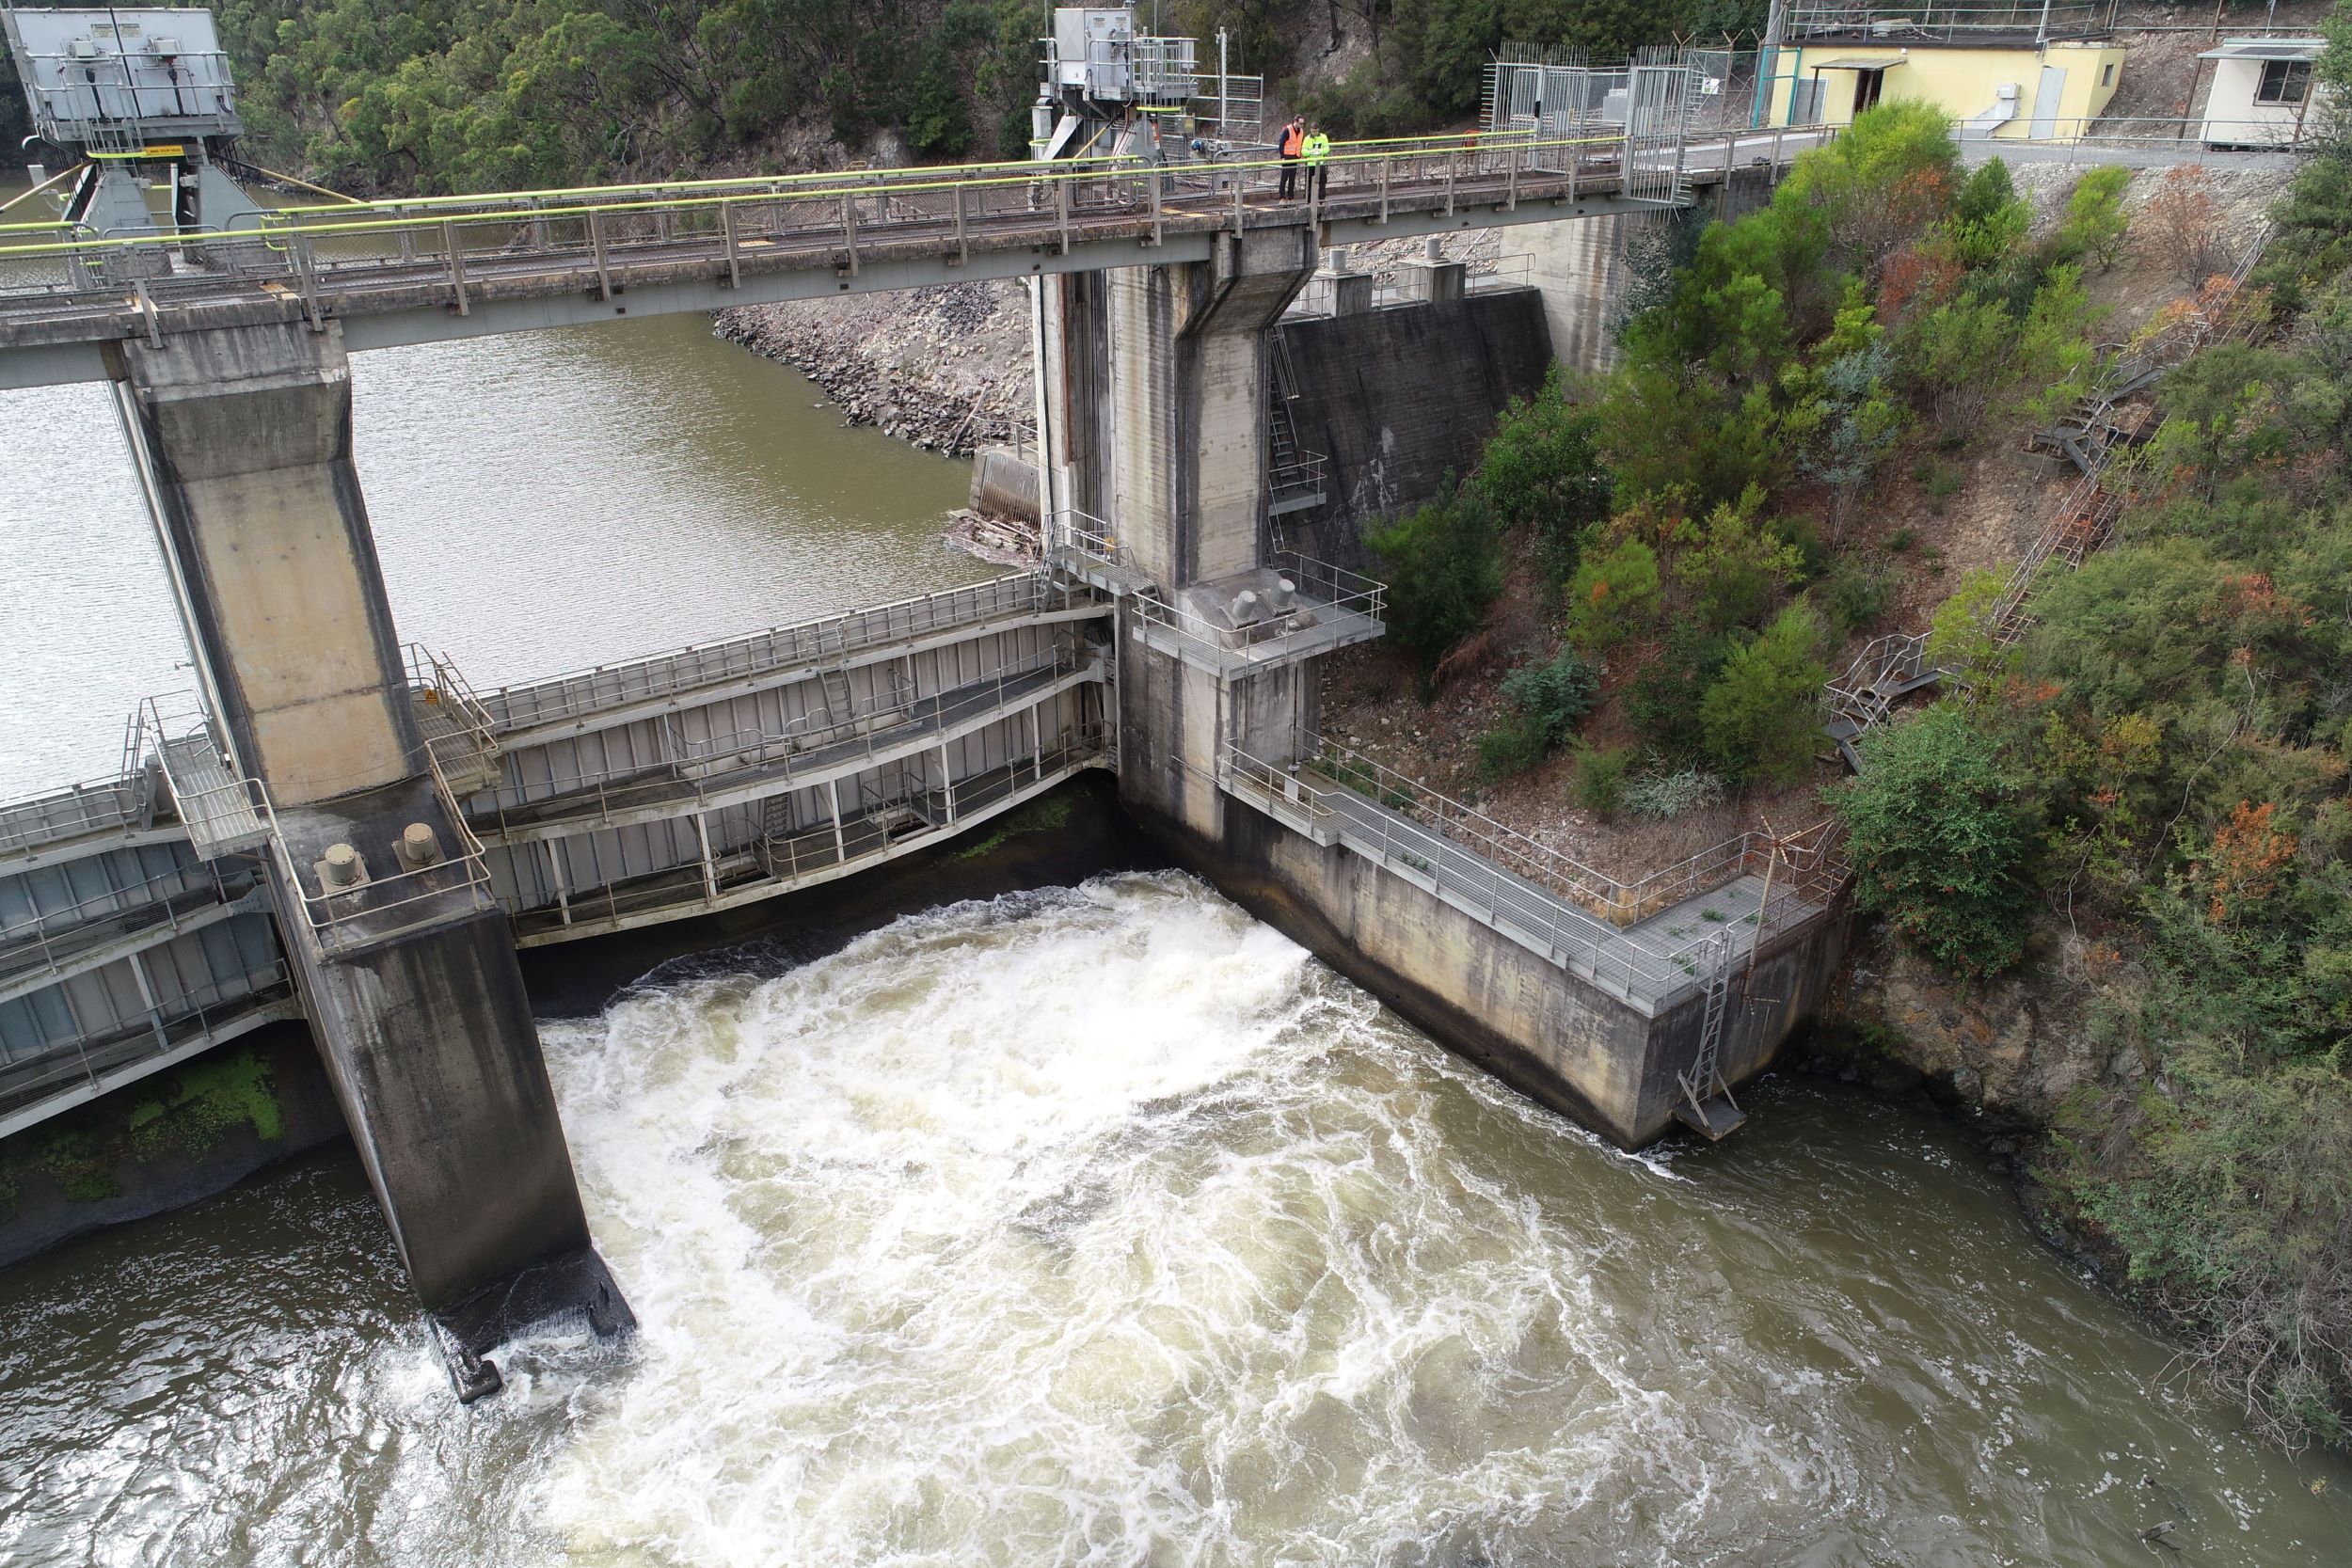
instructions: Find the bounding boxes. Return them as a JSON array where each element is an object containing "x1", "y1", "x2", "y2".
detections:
[{"x1": 112, "y1": 322, "x2": 630, "y2": 1397}]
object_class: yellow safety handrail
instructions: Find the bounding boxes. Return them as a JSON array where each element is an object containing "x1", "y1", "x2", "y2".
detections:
[
  {"x1": 0, "y1": 163, "x2": 85, "y2": 216},
  {"x1": 0, "y1": 133, "x2": 1637, "y2": 262}
]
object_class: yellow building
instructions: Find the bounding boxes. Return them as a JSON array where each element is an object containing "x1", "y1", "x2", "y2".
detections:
[{"x1": 1762, "y1": 11, "x2": 2125, "y2": 143}]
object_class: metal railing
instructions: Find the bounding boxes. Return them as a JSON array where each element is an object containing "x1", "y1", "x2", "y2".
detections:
[
  {"x1": 0, "y1": 124, "x2": 1835, "y2": 332},
  {"x1": 0, "y1": 771, "x2": 160, "y2": 860},
  {"x1": 1130, "y1": 552, "x2": 1386, "y2": 662},
  {"x1": 1786, "y1": 1, "x2": 2108, "y2": 41},
  {"x1": 404, "y1": 641, "x2": 501, "y2": 774},
  {"x1": 130, "y1": 692, "x2": 499, "y2": 955},
  {"x1": 1953, "y1": 114, "x2": 2331, "y2": 152},
  {"x1": 512, "y1": 724, "x2": 1108, "y2": 939},
  {"x1": 0, "y1": 858, "x2": 256, "y2": 987},
  {"x1": 1827, "y1": 631, "x2": 1937, "y2": 728},
  {"x1": 1299, "y1": 736, "x2": 1845, "y2": 928},
  {"x1": 264, "y1": 743, "x2": 500, "y2": 955},
  {"x1": 1044, "y1": 508, "x2": 1124, "y2": 567},
  {"x1": 1266, "y1": 451, "x2": 1329, "y2": 505},
  {"x1": 483, "y1": 572, "x2": 1066, "y2": 736},
  {"x1": 0, "y1": 960, "x2": 298, "y2": 1131},
  {"x1": 1221, "y1": 739, "x2": 1844, "y2": 1007},
  {"x1": 477, "y1": 642, "x2": 1098, "y2": 835}
]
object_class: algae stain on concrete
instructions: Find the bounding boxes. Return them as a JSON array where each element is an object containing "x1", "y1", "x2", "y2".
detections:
[
  {"x1": 953, "y1": 793, "x2": 1076, "y2": 861},
  {"x1": 0, "y1": 1046, "x2": 286, "y2": 1218}
]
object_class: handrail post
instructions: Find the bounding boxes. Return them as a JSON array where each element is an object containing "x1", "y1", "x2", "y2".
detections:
[
  {"x1": 1055, "y1": 176, "x2": 1070, "y2": 255},
  {"x1": 841, "y1": 192, "x2": 860, "y2": 276},
  {"x1": 587, "y1": 209, "x2": 612, "y2": 301},
  {"x1": 1379, "y1": 154, "x2": 1391, "y2": 224},
  {"x1": 954, "y1": 181, "x2": 969, "y2": 264},
  {"x1": 722, "y1": 200, "x2": 740, "y2": 290},
  {"x1": 442, "y1": 220, "x2": 469, "y2": 317},
  {"x1": 1505, "y1": 145, "x2": 1518, "y2": 211}
]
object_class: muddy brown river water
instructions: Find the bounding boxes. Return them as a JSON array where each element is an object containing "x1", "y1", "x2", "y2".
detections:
[{"x1": 0, "y1": 272, "x2": 2345, "y2": 1567}]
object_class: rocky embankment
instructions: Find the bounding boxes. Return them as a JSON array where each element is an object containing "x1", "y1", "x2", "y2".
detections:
[{"x1": 716, "y1": 280, "x2": 1032, "y2": 455}]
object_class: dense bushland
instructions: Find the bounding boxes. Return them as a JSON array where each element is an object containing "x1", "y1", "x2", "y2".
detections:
[
  {"x1": 1826, "y1": 133, "x2": 2352, "y2": 1446},
  {"x1": 0, "y1": 1, "x2": 1752, "y2": 194},
  {"x1": 1372, "y1": 100, "x2": 2101, "y2": 801},
  {"x1": 1362, "y1": 64, "x2": 2352, "y2": 1445}
]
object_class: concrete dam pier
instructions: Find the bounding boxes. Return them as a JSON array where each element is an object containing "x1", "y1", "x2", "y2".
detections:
[
  {"x1": 0, "y1": 101, "x2": 1848, "y2": 1385},
  {"x1": 110, "y1": 319, "x2": 631, "y2": 1397}
]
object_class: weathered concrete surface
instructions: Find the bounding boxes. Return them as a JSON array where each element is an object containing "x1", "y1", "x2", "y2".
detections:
[
  {"x1": 0, "y1": 1023, "x2": 346, "y2": 1271},
  {"x1": 1139, "y1": 791, "x2": 1851, "y2": 1148},
  {"x1": 1279, "y1": 289, "x2": 1553, "y2": 566},
  {"x1": 116, "y1": 322, "x2": 421, "y2": 805},
  {"x1": 1109, "y1": 229, "x2": 1317, "y2": 587},
  {"x1": 116, "y1": 321, "x2": 628, "y2": 1374},
  {"x1": 281, "y1": 874, "x2": 596, "y2": 1315},
  {"x1": 1524, "y1": 209, "x2": 1659, "y2": 375}
]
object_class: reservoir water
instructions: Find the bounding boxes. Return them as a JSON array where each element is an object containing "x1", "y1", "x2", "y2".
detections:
[
  {"x1": 1, "y1": 287, "x2": 2348, "y2": 1563},
  {"x1": 0, "y1": 311, "x2": 982, "y2": 798}
]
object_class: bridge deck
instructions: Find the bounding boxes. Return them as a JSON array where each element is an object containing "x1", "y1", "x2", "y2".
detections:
[{"x1": 0, "y1": 132, "x2": 1822, "y2": 385}]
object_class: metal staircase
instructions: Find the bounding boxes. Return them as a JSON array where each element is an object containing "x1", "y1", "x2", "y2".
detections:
[
  {"x1": 1674, "y1": 929, "x2": 1745, "y2": 1140},
  {"x1": 1265, "y1": 328, "x2": 1327, "y2": 549},
  {"x1": 817, "y1": 666, "x2": 857, "y2": 728}
]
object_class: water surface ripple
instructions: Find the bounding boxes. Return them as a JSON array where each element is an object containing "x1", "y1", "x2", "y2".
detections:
[{"x1": 2, "y1": 874, "x2": 2344, "y2": 1565}]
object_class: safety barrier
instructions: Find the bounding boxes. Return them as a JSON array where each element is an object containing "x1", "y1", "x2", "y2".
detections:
[{"x1": 483, "y1": 572, "x2": 1067, "y2": 736}]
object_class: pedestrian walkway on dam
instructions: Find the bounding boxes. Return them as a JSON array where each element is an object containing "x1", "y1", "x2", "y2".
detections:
[
  {"x1": 507, "y1": 727, "x2": 1107, "y2": 944},
  {"x1": 468, "y1": 645, "x2": 1104, "y2": 843}
]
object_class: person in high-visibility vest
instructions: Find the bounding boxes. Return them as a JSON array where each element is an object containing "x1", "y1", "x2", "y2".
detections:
[
  {"x1": 1277, "y1": 118, "x2": 1305, "y2": 200},
  {"x1": 1302, "y1": 126, "x2": 1332, "y2": 203}
]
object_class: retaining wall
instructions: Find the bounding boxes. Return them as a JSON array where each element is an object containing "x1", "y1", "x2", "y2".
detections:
[{"x1": 1278, "y1": 289, "x2": 1553, "y2": 567}]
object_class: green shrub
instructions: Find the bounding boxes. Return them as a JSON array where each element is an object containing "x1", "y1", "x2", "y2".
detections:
[
  {"x1": 1477, "y1": 648, "x2": 1602, "y2": 783},
  {"x1": 1565, "y1": 538, "x2": 1662, "y2": 650},
  {"x1": 1626, "y1": 620, "x2": 1732, "y2": 762},
  {"x1": 1475, "y1": 364, "x2": 1613, "y2": 578},
  {"x1": 2056, "y1": 166, "x2": 2132, "y2": 272},
  {"x1": 1672, "y1": 490, "x2": 1804, "y2": 631},
  {"x1": 1699, "y1": 605, "x2": 1830, "y2": 785},
  {"x1": 1476, "y1": 716, "x2": 1550, "y2": 783},
  {"x1": 1910, "y1": 456, "x2": 1964, "y2": 514},
  {"x1": 1926, "y1": 567, "x2": 2012, "y2": 691},
  {"x1": 1823, "y1": 560, "x2": 1897, "y2": 637},
  {"x1": 1832, "y1": 703, "x2": 2030, "y2": 976},
  {"x1": 1573, "y1": 744, "x2": 1635, "y2": 820},
  {"x1": 1363, "y1": 481, "x2": 1504, "y2": 676},
  {"x1": 1625, "y1": 764, "x2": 1727, "y2": 820}
]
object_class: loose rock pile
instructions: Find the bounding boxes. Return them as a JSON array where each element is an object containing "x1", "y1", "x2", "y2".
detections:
[{"x1": 715, "y1": 279, "x2": 1034, "y2": 455}]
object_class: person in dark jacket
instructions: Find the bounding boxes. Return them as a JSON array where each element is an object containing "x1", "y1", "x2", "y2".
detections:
[{"x1": 1277, "y1": 117, "x2": 1305, "y2": 199}]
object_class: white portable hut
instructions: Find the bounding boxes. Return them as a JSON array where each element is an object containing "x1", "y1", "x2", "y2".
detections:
[{"x1": 2197, "y1": 37, "x2": 2328, "y2": 149}]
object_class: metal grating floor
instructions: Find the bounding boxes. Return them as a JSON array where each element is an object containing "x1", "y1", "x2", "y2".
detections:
[{"x1": 158, "y1": 735, "x2": 270, "y2": 859}]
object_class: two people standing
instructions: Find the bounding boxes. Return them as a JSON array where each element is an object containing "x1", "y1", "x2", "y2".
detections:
[{"x1": 1277, "y1": 118, "x2": 1331, "y2": 203}]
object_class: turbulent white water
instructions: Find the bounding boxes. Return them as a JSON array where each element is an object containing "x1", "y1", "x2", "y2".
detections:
[{"x1": 4, "y1": 871, "x2": 2348, "y2": 1566}]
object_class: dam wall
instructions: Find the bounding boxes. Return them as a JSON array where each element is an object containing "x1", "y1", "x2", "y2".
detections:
[{"x1": 1276, "y1": 288, "x2": 1554, "y2": 569}]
